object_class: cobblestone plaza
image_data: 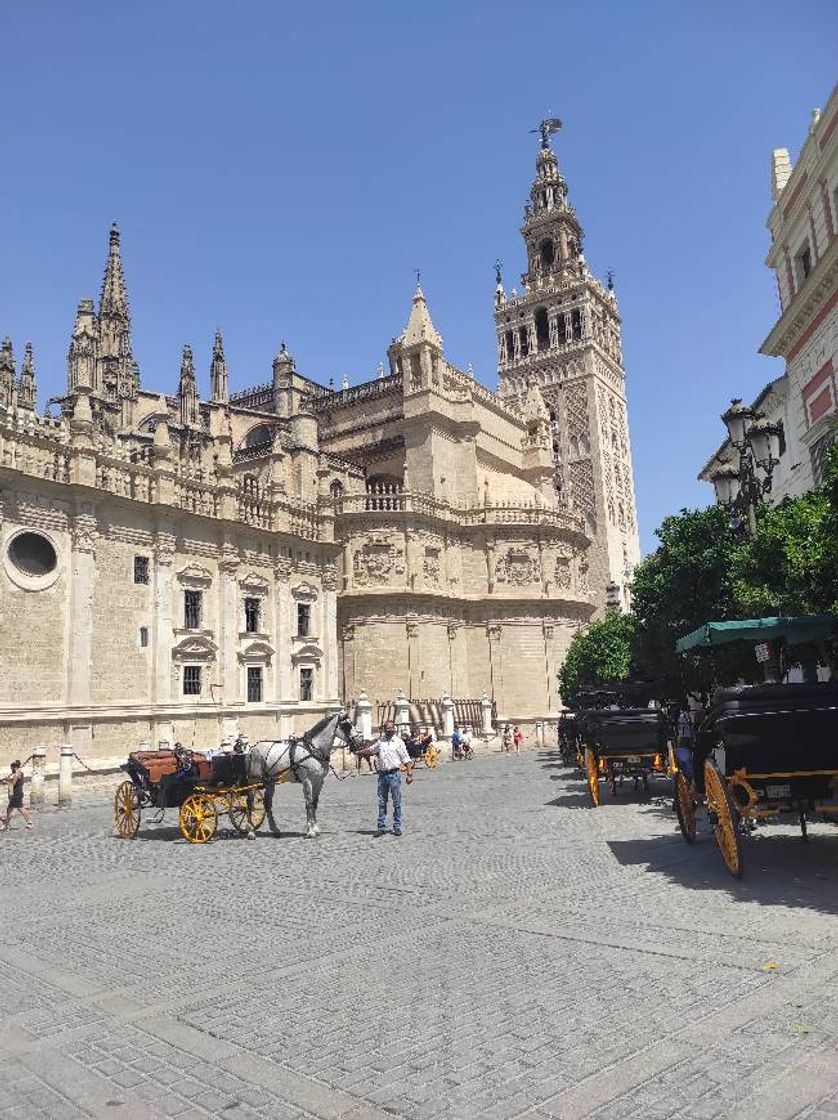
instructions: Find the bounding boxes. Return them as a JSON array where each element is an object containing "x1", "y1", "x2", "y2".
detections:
[{"x1": 1, "y1": 751, "x2": 837, "y2": 1120}]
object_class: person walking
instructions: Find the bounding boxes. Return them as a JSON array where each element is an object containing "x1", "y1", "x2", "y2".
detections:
[
  {"x1": 0, "y1": 761, "x2": 33, "y2": 831},
  {"x1": 513, "y1": 726, "x2": 523, "y2": 753},
  {"x1": 675, "y1": 706, "x2": 695, "y2": 782},
  {"x1": 355, "y1": 721, "x2": 413, "y2": 836},
  {"x1": 502, "y1": 725, "x2": 513, "y2": 752}
]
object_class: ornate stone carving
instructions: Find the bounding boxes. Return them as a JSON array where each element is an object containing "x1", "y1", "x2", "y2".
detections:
[
  {"x1": 487, "y1": 623, "x2": 502, "y2": 642},
  {"x1": 423, "y1": 546, "x2": 441, "y2": 584},
  {"x1": 543, "y1": 623, "x2": 555, "y2": 641},
  {"x1": 353, "y1": 538, "x2": 405, "y2": 586},
  {"x1": 496, "y1": 547, "x2": 537, "y2": 586},
  {"x1": 218, "y1": 546, "x2": 240, "y2": 575},
  {"x1": 72, "y1": 512, "x2": 98, "y2": 554},
  {"x1": 154, "y1": 531, "x2": 176, "y2": 566},
  {"x1": 577, "y1": 556, "x2": 589, "y2": 593},
  {"x1": 341, "y1": 623, "x2": 355, "y2": 642},
  {"x1": 171, "y1": 635, "x2": 217, "y2": 662},
  {"x1": 405, "y1": 617, "x2": 419, "y2": 639},
  {"x1": 239, "y1": 571, "x2": 270, "y2": 596},
  {"x1": 176, "y1": 563, "x2": 213, "y2": 588},
  {"x1": 322, "y1": 567, "x2": 339, "y2": 592},
  {"x1": 291, "y1": 581, "x2": 318, "y2": 602},
  {"x1": 554, "y1": 554, "x2": 572, "y2": 590}
]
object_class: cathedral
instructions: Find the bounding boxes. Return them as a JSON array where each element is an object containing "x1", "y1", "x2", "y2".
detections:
[{"x1": 0, "y1": 126, "x2": 639, "y2": 761}]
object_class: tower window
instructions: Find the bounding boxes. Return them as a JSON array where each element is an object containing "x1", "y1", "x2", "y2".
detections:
[
  {"x1": 795, "y1": 241, "x2": 812, "y2": 286},
  {"x1": 534, "y1": 307, "x2": 550, "y2": 352},
  {"x1": 133, "y1": 555, "x2": 150, "y2": 585},
  {"x1": 571, "y1": 309, "x2": 582, "y2": 340},
  {"x1": 247, "y1": 665, "x2": 263, "y2": 703},
  {"x1": 183, "y1": 665, "x2": 201, "y2": 696},
  {"x1": 184, "y1": 590, "x2": 202, "y2": 629},
  {"x1": 244, "y1": 597, "x2": 261, "y2": 634},
  {"x1": 300, "y1": 667, "x2": 314, "y2": 702},
  {"x1": 297, "y1": 603, "x2": 311, "y2": 637},
  {"x1": 519, "y1": 327, "x2": 529, "y2": 358},
  {"x1": 539, "y1": 239, "x2": 555, "y2": 268},
  {"x1": 139, "y1": 626, "x2": 149, "y2": 648},
  {"x1": 505, "y1": 330, "x2": 515, "y2": 361}
]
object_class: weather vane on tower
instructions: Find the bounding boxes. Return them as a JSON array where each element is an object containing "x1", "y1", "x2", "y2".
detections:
[{"x1": 530, "y1": 117, "x2": 562, "y2": 149}]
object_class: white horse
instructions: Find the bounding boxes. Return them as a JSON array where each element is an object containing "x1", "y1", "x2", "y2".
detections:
[{"x1": 246, "y1": 711, "x2": 363, "y2": 838}]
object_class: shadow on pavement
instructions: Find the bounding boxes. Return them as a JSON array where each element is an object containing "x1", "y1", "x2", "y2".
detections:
[{"x1": 608, "y1": 830, "x2": 838, "y2": 914}]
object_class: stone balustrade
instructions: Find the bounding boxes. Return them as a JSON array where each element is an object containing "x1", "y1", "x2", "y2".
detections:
[{"x1": 331, "y1": 488, "x2": 585, "y2": 535}]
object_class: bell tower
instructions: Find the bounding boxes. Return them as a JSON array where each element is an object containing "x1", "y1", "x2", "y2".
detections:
[{"x1": 496, "y1": 119, "x2": 640, "y2": 612}]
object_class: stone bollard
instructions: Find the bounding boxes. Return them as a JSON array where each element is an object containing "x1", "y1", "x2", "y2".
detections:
[
  {"x1": 355, "y1": 690, "x2": 373, "y2": 742},
  {"x1": 441, "y1": 693, "x2": 455, "y2": 742},
  {"x1": 58, "y1": 744, "x2": 74, "y2": 807},
  {"x1": 394, "y1": 688, "x2": 410, "y2": 732},
  {"x1": 535, "y1": 721, "x2": 545, "y2": 749},
  {"x1": 480, "y1": 692, "x2": 494, "y2": 739},
  {"x1": 30, "y1": 745, "x2": 46, "y2": 809}
]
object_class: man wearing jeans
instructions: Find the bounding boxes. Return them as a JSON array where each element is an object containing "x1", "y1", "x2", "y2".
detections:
[{"x1": 356, "y1": 720, "x2": 413, "y2": 836}]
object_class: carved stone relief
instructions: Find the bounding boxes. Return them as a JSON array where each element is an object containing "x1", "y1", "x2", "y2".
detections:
[
  {"x1": 496, "y1": 547, "x2": 537, "y2": 586},
  {"x1": 353, "y1": 538, "x2": 405, "y2": 586}
]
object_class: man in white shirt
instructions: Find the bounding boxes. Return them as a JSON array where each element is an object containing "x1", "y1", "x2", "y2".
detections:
[{"x1": 355, "y1": 720, "x2": 413, "y2": 836}]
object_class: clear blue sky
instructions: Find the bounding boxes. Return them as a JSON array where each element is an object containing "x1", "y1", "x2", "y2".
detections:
[{"x1": 2, "y1": 0, "x2": 836, "y2": 552}]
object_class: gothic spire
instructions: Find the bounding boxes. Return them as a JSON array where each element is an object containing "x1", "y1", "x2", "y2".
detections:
[
  {"x1": 18, "y1": 342, "x2": 36, "y2": 411},
  {"x1": 210, "y1": 329, "x2": 229, "y2": 404},
  {"x1": 402, "y1": 282, "x2": 443, "y2": 349},
  {"x1": 178, "y1": 343, "x2": 199, "y2": 426},
  {"x1": 67, "y1": 299, "x2": 99, "y2": 393},
  {"x1": 97, "y1": 223, "x2": 139, "y2": 400},
  {"x1": 0, "y1": 337, "x2": 17, "y2": 410}
]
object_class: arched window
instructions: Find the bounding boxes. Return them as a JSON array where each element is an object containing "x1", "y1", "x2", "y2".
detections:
[
  {"x1": 539, "y1": 239, "x2": 555, "y2": 268},
  {"x1": 505, "y1": 330, "x2": 515, "y2": 360},
  {"x1": 244, "y1": 424, "x2": 274, "y2": 449},
  {"x1": 519, "y1": 326, "x2": 529, "y2": 358},
  {"x1": 534, "y1": 307, "x2": 550, "y2": 352},
  {"x1": 329, "y1": 479, "x2": 344, "y2": 501}
]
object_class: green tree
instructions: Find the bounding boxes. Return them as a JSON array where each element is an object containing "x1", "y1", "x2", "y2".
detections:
[
  {"x1": 730, "y1": 488, "x2": 834, "y2": 615},
  {"x1": 558, "y1": 612, "x2": 636, "y2": 704},
  {"x1": 629, "y1": 504, "x2": 754, "y2": 698}
]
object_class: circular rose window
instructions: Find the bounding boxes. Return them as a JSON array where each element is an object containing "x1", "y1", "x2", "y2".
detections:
[
  {"x1": 9, "y1": 531, "x2": 58, "y2": 576},
  {"x1": 4, "y1": 530, "x2": 60, "y2": 590}
]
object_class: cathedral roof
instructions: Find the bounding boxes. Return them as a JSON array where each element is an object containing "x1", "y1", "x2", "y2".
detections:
[{"x1": 401, "y1": 284, "x2": 443, "y2": 350}]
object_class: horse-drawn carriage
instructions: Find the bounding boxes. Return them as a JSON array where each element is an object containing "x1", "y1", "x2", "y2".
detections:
[
  {"x1": 114, "y1": 712, "x2": 362, "y2": 843},
  {"x1": 557, "y1": 713, "x2": 581, "y2": 768},
  {"x1": 673, "y1": 615, "x2": 838, "y2": 877},
  {"x1": 114, "y1": 744, "x2": 267, "y2": 843},
  {"x1": 580, "y1": 706, "x2": 672, "y2": 806}
]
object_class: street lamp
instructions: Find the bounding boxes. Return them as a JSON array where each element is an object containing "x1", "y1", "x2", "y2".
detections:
[{"x1": 710, "y1": 398, "x2": 782, "y2": 537}]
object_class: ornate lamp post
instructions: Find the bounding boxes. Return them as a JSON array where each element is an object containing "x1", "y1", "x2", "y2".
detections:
[{"x1": 710, "y1": 399, "x2": 782, "y2": 537}]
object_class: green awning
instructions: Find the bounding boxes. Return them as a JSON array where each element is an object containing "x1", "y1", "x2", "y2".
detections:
[{"x1": 675, "y1": 615, "x2": 838, "y2": 655}]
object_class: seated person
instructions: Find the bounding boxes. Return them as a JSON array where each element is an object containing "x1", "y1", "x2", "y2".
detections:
[{"x1": 403, "y1": 727, "x2": 433, "y2": 759}]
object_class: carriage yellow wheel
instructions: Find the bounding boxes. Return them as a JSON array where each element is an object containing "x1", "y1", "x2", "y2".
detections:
[
  {"x1": 114, "y1": 780, "x2": 141, "y2": 839},
  {"x1": 425, "y1": 744, "x2": 440, "y2": 769},
  {"x1": 674, "y1": 771, "x2": 697, "y2": 844},
  {"x1": 585, "y1": 748, "x2": 600, "y2": 807},
  {"x1": 229, "y1": 789, "x2": 266, "y2": 834},
  {"x1": 704, "y1": 759, "x2": 743, "y2": 877},
  {"x1": 179, "y1": 794, "x2": 218, "y2": 844}
]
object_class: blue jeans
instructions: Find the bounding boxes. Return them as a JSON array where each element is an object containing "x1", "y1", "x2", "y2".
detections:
[{"x1": 377, "y1": 770, "x2": 403, "y2": 831}]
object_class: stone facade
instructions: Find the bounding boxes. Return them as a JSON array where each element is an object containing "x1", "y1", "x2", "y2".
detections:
[
  {"x1": 494, "y1": 126, "x2": 641, "y2": 611},
  {"x1": 0, "y1": 123, "x2": 645, "y2": 757},
  {"x1": 700, "y1": 84, "x2": 838, "y2": 500}
]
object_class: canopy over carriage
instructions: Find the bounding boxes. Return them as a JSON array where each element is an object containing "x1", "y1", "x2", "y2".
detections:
[{"x1": 673, "y1": 614, "x2": 838, "y2": 877}]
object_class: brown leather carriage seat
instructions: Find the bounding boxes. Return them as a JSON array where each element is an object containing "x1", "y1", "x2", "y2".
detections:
[{"x1": 128, "y1": 749, "x2": 215, "y2": 784}]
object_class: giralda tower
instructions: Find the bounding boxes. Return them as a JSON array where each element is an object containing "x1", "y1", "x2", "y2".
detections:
[{"x1": 495, "y1": 121, "x2": 640, "y2": 611}]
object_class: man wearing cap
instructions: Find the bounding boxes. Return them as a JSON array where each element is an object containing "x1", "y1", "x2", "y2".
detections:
[{"x1": 355, "y1": 720, "x2": 413, "y2": 836}]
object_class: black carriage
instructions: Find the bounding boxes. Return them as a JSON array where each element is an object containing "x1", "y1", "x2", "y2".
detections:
[
  {"x1": 557, "y1": 713, "x2": 581, "y2": 768},
  {"x1": 673, "y1": 615, "x2": 838, "y2": 877},
  {"x1": 579, "y1": 706, "x2": 672, "y2": 806},
  {"x1": 114, "y1": 745, "x2": 266, "y2": 843}
]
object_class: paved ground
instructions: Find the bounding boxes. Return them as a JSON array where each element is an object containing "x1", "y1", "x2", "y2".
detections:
[{"x1": 1, "y1": 749, "x2": 837, "y2": 1120}]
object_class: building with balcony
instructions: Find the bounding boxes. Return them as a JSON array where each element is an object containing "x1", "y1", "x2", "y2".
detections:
[{"x1": 700, "y1": 85, "x2": 838, "y2": 501}]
